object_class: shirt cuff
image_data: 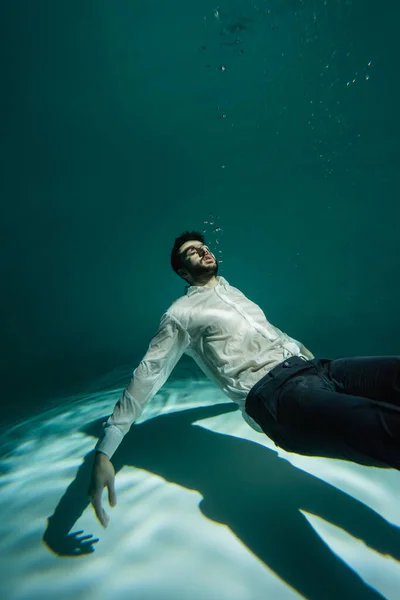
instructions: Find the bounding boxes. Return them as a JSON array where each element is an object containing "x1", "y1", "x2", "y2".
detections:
[
  {"x1": 291, "y1": 338, "x2": 301, "y2": 349},
  {"x1": 95, "y1": 424, "x2": 125, "y2": 459}
]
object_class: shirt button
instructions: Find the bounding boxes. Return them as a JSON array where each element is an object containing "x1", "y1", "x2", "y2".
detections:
[{"x1": 284, "y1": 361, "x2": 290, "y2": 367}]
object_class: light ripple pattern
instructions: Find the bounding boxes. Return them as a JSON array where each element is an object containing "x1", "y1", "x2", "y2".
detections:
[{"x1": 0, "y1": 366, "x2": 399, "y2": 600}]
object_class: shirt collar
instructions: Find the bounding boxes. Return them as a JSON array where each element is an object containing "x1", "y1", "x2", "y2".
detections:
[{"x1": 185, "y1": 276, "x2": 229, "y2": 297}]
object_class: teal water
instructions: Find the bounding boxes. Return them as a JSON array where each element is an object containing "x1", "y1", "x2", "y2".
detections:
[{"x1": 1, "y1": 1, "x2": 399, "y2": 598}]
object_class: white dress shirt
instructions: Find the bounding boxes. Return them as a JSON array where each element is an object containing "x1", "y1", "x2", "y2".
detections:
[{"x1": 96, "y1": 276, "x2": 307, "y2": 458}]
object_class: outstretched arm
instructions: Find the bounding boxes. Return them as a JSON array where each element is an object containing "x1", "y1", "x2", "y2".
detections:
[{"x1": 89, "y1": 312, "x2": 190, "y2": 526}]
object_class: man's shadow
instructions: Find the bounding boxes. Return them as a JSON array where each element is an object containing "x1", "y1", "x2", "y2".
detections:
[{"x1": 44, "y1": 402, "x2": 400, "y2": 600}]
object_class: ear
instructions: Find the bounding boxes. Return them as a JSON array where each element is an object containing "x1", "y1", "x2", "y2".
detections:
[{"x1": 178, "y1": 268, "x2": 189, "y2": 279}]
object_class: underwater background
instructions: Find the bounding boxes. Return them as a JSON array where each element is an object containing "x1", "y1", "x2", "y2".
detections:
[{"x1": 1, "y1": 1, "x2": 399, "y2": 599}]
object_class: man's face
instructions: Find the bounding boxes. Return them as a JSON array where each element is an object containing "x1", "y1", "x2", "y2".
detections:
[{"x1": 178, "y1": 240, "x2": 218, "y2": 282}]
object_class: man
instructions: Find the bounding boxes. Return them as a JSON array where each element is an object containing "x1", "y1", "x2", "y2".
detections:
[{"x1": 89, "y1": 230, "x2": 400, "y2": 527}]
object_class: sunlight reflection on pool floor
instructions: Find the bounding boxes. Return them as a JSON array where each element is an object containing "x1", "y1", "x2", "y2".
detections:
[{"x1": 1, "y1": 370, "x2": 399, "y2": 600}]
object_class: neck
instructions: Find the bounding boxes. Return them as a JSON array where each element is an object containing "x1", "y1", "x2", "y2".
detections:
[{"x1": 190, "y1": 275, "x2": 219, "y2": 288}]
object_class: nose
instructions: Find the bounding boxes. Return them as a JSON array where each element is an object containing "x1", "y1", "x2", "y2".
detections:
[{"x1": 198, "y1": 246, "x2": 209, "y2": 257}]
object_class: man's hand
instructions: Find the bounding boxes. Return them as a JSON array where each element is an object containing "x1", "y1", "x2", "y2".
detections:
[
  {"x1": 300, "y1": 344, "x2": 315, "y2": 360},
  {"x1": 88, "y1": 451, "x2": 116, "y2": 528}
]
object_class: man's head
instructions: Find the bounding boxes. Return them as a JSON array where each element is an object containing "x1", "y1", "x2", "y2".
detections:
[{"x1": 171, "y1": 230, "x2": 219, "y2": 286}]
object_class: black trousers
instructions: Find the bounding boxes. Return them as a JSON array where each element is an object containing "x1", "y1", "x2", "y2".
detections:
[{"x1": 245, "y1": 355, "x2": 400, "y2": 469}]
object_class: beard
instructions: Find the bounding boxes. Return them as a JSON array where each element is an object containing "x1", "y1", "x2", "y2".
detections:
[{"x1": 188, "y1": 257, "x2": 219, "y2": 280}]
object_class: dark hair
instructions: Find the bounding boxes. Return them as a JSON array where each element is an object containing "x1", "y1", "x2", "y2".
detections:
[{"x1": 170, "y1": 230, "x2": 205, "y2": 277}]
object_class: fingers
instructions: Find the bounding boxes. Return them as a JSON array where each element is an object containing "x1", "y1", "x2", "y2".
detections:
[
  {"x1": 107, "y1": 480, "x2": 117, "y2": 508},
  {"x1": 89, "y1": 491, "x2": 110, "y2": 528}
]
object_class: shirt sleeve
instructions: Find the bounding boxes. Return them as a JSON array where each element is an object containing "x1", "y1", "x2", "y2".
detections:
[
  {"x1": 288, "y1": 337, "x2": 302, "y2": 350},
  {"x1": 96, "y1": 312, "x2": 190, "y2": 459}
]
